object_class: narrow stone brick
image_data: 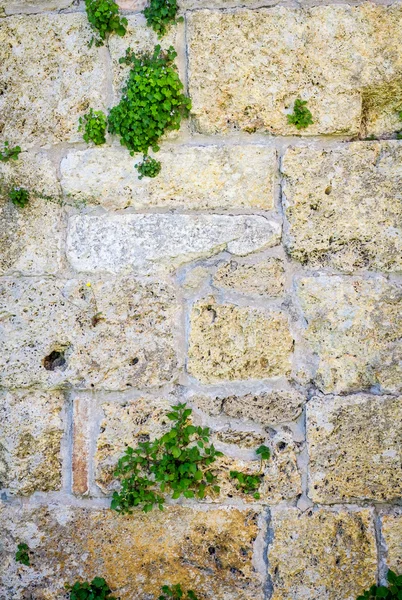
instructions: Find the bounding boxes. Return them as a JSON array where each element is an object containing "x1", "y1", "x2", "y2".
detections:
[
  {"x1": 213, "y1": 257, "x2": 285, "y2": 297},
  {"x1": 307, "y1": 394, "x2": 402, "y2": 503},
  {"x1": 66, "y1": 214, "x2": 281, "y2": 275},
  {"x1": 72, "y1": 396, "x2": 91, "y2": 496},
  {"x1": 282, "y1": 142, "x2": 402, "y2": 272},
  {"x1": 0, "y1": 504, "x2": 264, "y2": 600},
  {"x1": 269, "y1": 508, "x2": 378, "y2": 600},
  {"x1": 0, "y1": 0, "x2": 74, "y2": 13},
  {"x1": 381, "y1": 512, "x2": 402, "y2": 573},
  {"x1": 188, "y1": 297, "x2": 293, "y2": 383}
]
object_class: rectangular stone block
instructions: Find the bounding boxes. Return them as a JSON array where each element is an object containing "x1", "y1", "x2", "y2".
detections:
[
  {"x1": 188, "y1": 5, "x2": 402, "y2": 136},
  {"x1": 307, "y1": 394, "x2": 402, "y2": 503},
  {"x1": 188, "y1": 297, "x2": 293, "y2": 383},
  {"x1": 0, "y1": 389, "x2": 64, "y2": 495},
  {"x1": 282, "y1": 142, "x2": 402, "y2": 272},
  {"x1": 269, "y1": 508, "x2": 377, "y2": 600},
  {"x1": 72, "y1": 396, "x2": 91, "y2": 496},
  {"x1": 0, "y1": 504, "x2": 264, "y2": 600},
  {"x1": 381, "y1": 512, "x2": 402, "y2": 574},
  {"x1": 0, "y1": 276, "x2": 181, "y2": 390},
  {"x1": 60, "y1": 145, "x2": 277, "y2": 210},
  {"x1": 297, "y1": 275, "x2": 402, "y2": 394},
  {"x1": 0, "y1": 0, "x2": 74, "y2": 13},
  {"x1": 213, "y1": 257, "x2": 285, "y2": 297},
  {"x1": 66, "y1": 214, "x2": 281, "y2": 275},
  {"x1": 0, "y1": 150, "x2": 63, "y2": 275},
  {"x1": 0, "y1": 14, "x2": 108, "y2": 147}
]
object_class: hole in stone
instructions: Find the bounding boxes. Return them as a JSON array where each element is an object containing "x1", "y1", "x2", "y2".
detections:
[
  {"x1": 277, "y1": 441, "x2": 287, "y2": 451},
  {"x1": 43, "y1": 350, "x2": 67, "y2": 371},
  {"x1": 208, "y1": 546, "x2": 216, "y2": 555},
  {"x1": 129, "y1": 357, "x2": 139, "y2": 366}
]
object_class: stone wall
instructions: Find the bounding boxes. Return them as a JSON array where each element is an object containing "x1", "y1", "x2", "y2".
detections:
[{"x1": 0, "y1": 0, "x2": 401, "y2": 599}]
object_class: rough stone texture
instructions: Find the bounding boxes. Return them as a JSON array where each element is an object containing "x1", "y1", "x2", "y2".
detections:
[
  {"x1": 0, "y1": 0, "x2": 74, "y2": 13},
  {"x1": 0, "y1": 151, "x2": 64, "y2": 275},
  {"x1": 0, "y1": 14, "x2": 108, "y2": 148},
  {"x1": 269, "y1": 508, "x2": 378, "y2": 600},
  {"x1": 67, "y1": 214, "x2": 281, "y2": 275},
  {"x1": 0, "y1": 276, "x2": 181, "y2": 390},
  {"x1": 188, "y1": 297, "x2": 293, "y2": 383},
  {"x1": 307, "y1": 394, "x2": 402, "y2": 503},
  {"x1": 60, "y1": 145, "x2": 277, "y2": 210},
  {"x1": 0, "y1": 504, "x2": 264, "y2": 600},
  {"x1": 213, "y1": 257, "x2": 285, "y2": 297},
  {"x1": 188, "y1": 5, "x2": 402, "y2": 136},
  {"x1": 381, "y1": 513, "x2": 402, "y2": 573},
  {"x1": 282, "y1": 142, "x2": 402, "y2": 272},
  {"x1": 297, "y1": 275, "x2": 402, "y2": 394},
  {"x1": 72, "y1": 396, "x2": 90, "y2": 496},
  {"x1": 0, "y1": 390, "x2": 64, "y2": 495},
  {"x1": 191, "y1": 389, "x2": 305, "y2": 425},
  {"x1": 363, "y1": 80, "x2": 402, "y2": 138}
]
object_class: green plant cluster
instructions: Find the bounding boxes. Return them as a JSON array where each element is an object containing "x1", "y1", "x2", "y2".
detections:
[
  {"x1": 108, "y1": 45, "x2": 191, "y2": 157},
  {"x1": 9, "y1": 186, "x2": 29, "y2": 208},
  {"x1": 67, "y1": 577, "x2": 119, "y2": 600},
  {"x1": 85, "y1": 0, "x2": 128, "y2": 47},
  {"x1": 111, "y1": 403, "x2": 223, "y2": 514},
  {"x1": 159, "y1": 584, "x2": 199, "y2": 600},
  {"x1": 229, "y1": 444, "x2": 271, "y2": 499},
  {"x1": 287, "y1": 98, "x2": 314, "y2": 130},
  {"x1": 79, "y1": 108, "x2": 107, "y2": 145},
  {"x1": 15, "y1": 543, "x2": 30, "y2": 566},
  {"x1": 397, "y1": 109, "x2": 402, "y2": 139},
  {"x1": 357, "y1": 570, "x2": 402, "y2": 599},
  {"x1": 135, "y1": 155, "x2": 162, "y2": 179},
  {"x1": 144, "y1": 0, "x2": 183, "y2": 38},
  {"x1": 0, "y1": 141, "x2": 21, "y2": 162}
]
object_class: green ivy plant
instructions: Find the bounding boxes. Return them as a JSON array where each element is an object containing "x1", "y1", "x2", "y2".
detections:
[
  {"x1": 397, "y1": 109, "x2": 402, "y2": 139},
  {"x1": 79, "y1": 108, "x2": 107, "y2": 145},
  {"x1": 135, "y1": 155, "x2": 162, "y2": 179},
  {"x1": 108, "y1": 45, "x2": 191, "y2": 159},
  {"x1": 159, "y1": 584, "x2": 199, "y2": 600},
  {"x1": 15, "y1": 543, "x2": 30, "y2": 566},
  {"x1": 85, "y1": 0, "x2": 128, "y2": 47},
  {"x1": 111, "y1": 403, "x2": 223, "y2": 514},
  {"x1": 287, "y1": 98, "x2": 314, "y2": 130},
  {"x1": 66, "y1": 577, "x2": 119, "y2": 600},
  {"x1": 144, "y1": 0, "x2": 183, "y2": 38},
  {"x1": 229, "y1": 444, "x2": 271, "y2": 499},
  {"x1": 357, "y1": 570, "x2": 402, "y2": 599},
  {"x1": 0, "y1": 141, "x2": 21, "y2": 162},
  {"x1": 9, "y1": 186, "x2": 29, "y2": 208}
]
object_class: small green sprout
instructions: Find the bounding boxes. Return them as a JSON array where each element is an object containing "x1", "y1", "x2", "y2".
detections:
[
  {"x1": 357, "y1": 570, "x2": 402, "y2": 599},
  {"x1": 287, "y1": 98, "x2": 314, "y2": 130},
  {"x1": 159, "y1": 584, "x2": 200, "y2": 600},
  {"x1": 9, "y1": 186, "x2": 29, "y2": 208},
  {"x1": 79, "y1": 108, "x2": 107, "y2": 145},
  {"x1": 15, "y1": 543, "x2": 30, "y2": 566},
  {"x1": 66, "y1": 577, "x2": 119, "y2": 600},
  {"x1": 85, "y1": 0, "x2": 128, "y2": 47},
  {"x1": 229, "y1": 444, "x2": 271, "y2": 499},
  {"x1": 135, "y1": 155, "x2": 162, "y2": 179},
  {"x1": 143, "y1": 0, "x2": 183, "y2": 38},
  {"x1": 0, "y1": 141, "x2": 22, "y2": 162}
]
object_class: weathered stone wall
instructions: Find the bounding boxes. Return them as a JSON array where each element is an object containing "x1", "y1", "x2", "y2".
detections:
[{"x1": 0, "y1": 0, "x2": 401, "y2": 598}]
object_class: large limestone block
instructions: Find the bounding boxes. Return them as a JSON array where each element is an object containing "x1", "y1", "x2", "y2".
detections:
[
  {"x1": 307, "y1": 394, "x2": 402, "y2": 503},
  {"x1": 0, "y1": 14, "x2": 108, "y2": 148},
  {"x1": 0, "y1": 0, "x2": 74, "y2": 13},
  {"x1": 0, "y1": 504, "x2": 264, "y2": 600},
  {"x1": 188, "y1": 4, "x2": 402, "y2": 136},
  {"x1": 60, "y1": 145, "x2": 277, "y2": 210},
  {"x1": 269, "y1": 508, "x2": 378, "y2": 600},
  {"x1": 0, "y1": 151, "x2": 63, "y2": 275},
  {"x1": 0, "y1": 276, "x2": 181, "y2": 390},
  {"x1": 381, "y1": 513, "x2": 402, "y2": 573},
  {"x1": 213, "y1": 257, "x2": 285, "y2": 297},
  {"x1": 66, "y1": 214, "x2": 281, "y2": 274},
  {"x1": 297, "y1": 275, "x2": 402, "y2": 393},
  {"x1": 188, "y1": 297, "x2": 293, "y2": 382},
  {"x1": 0, "y1": 390, "x2": 64, "y2": 495},
  {"x1": 282, "y1": 142, "x2": 402, "y2": 272}
]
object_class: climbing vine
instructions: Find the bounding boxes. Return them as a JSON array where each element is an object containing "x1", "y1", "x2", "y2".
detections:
[
  {"x1": 357, "y1": 570, "x2": 402, "y2": 599},
  {"x1": 84, "y1": 0, "x2": 128, "y2": 47},
  {"x1": 66, "y1": 577, "x2": 118, "y2": 600},
  {"x1": 78, "y1": 108, "x2": 107, "y2": 145},
  {"x1": 144, "y1": 0, "x2": 183, "y2": 38}
]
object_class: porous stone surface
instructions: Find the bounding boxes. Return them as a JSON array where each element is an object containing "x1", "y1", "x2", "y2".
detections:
[
  {"x1": 66, "y1": 214, "x2": 281, "y2": 274},
  {"x1": 213, "y1": 257, "x2": 285, "y2": 297},
  {"x1": 307, "y1": 394, "x2": 402, "y2": 503},
  {"x1": 188, "y1": 5, "x2": 402, "y2": 136},
  {"x1": 0, "y1": 276, "x2": 181, "y2": 389},
  {"x1": 269, "y1": 508, "x2": 378, "y2": 600},
  {"x1": 282, "y1": 142, "x2": 402, "y2": 272},
  {"x1": 297, "y1": 275, "x2": 402, "y2": 393},
  {"x1": 0, "y1": 14, "x2": 108, "y2": 148},
  {"x1": 0, "y1": 151, "x2": 64, "y2": 275},
  {"x1": 381, "y1": 513, "x2": 402, "y2": 573},
  {"x1": 0, "y1": 0, "x2": 74, "y2": 13},
  {"x1": 60, "y1": 145, "x2": 277, "y2": 210},
  {"x1": 0, "y1": 390, "x2": 64, "y2": 495},
  {"x1": 363, "y1": 80, "x2": 402, "y2": 138},
  {"x1": 191, "y1": 389, "x2": 305, "y2": 425},
  {"x1": 0, "y1": 504, "x2": 264, "y2": 600},
  {"x1": 188, "y1": 297, "x2": 293, "y2": 382}
]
